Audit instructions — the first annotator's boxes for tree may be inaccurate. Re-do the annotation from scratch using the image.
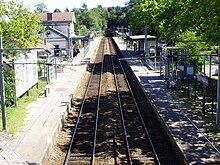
[107,6,130,30]
[64,7,70,12]
[128,0,220,70]
[72,8,81,15]
[54,8,61,12]
[135,0,220,43]
[0,0,43,107]
[97,5,102,9]
[0,0,43,57]
[130,0,158,34]
[82,3,88,12]
[35,3,47,13]
[75,6,108,36]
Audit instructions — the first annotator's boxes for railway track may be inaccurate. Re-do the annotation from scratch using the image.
[64,37,187,164]
[63,38,105,164]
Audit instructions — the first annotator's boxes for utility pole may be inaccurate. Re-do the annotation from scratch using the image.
[216,42,220,125]
[0,36,7,130]
[67,26,71,59]
[144,26,148,56]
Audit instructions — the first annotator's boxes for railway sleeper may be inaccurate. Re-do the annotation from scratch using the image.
[68,156,91,165]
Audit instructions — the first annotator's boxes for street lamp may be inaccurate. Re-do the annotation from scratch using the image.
[144,26,148,56]
[216,42,220,125]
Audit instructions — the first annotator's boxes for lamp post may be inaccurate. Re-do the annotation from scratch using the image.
[67,25,71,59]
[0,36,7,130]
[144,26,148,56]
[216,42,220,125]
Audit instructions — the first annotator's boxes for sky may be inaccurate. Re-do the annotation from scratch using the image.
[11,0,128,12]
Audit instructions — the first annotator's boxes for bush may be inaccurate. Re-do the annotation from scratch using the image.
[4,68,16,107]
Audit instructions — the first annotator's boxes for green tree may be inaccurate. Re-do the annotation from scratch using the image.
[129,0,220,71]
[129,0,219,41]
[107,6,130,30]
[54,8,61,12]
[64,7,70,12]
[4,69,15,106]
[81,3,88,12]
[72,8,81,15]
[35,3,47,13]
[130,0,158,34]
[75,7,108,35]
[0,0,43,56]
[0,0,43,107]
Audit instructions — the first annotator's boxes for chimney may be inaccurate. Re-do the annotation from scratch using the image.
[47,13,52,21]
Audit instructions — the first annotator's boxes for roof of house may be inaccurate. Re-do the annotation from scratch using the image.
[45,26,68,39]
[40,12,76,24]
[35,41,55,49]
[45,26,90,41]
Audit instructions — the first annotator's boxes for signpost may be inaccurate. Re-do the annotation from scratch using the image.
[144,26,148,55]
[216,42,220,125]
[0,36,7,130]
[197,74,208,113]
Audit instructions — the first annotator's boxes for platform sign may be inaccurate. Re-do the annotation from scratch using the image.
[177,65,184,71]
[186,65,194,75]
[186,65,194,81]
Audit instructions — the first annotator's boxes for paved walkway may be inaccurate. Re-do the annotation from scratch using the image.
[113,37,220,164]
[0,37,101,165]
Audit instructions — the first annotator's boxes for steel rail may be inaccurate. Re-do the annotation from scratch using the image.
[64,40,104,165]
[115,49,161,164]
[111,53,133,164]
[91,39,105,165]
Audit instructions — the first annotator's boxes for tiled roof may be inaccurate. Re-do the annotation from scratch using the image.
[40,12,76,23]
[35,41,55,49]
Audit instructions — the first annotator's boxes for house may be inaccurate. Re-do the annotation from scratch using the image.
[39,12,77,58]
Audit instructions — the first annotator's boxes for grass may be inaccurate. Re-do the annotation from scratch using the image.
[0,80,47,134]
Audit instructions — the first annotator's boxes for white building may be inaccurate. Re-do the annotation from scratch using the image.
[40,12,76,57]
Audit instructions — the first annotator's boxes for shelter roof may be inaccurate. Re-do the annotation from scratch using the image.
[128,35,157,40]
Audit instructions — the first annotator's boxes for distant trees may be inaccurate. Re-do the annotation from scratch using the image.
[35,3,47,13]
[64,7,70,12]
[73,4,131,36]
[73,4,108,36]
[54,8,61,12]
[82,3,88,12]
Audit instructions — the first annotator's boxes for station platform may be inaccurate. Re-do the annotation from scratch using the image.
[1,36,220,164]
[0,37,101,165]
[113,37,220,164]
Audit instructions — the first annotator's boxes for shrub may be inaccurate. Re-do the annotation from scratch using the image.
[4,68,16,107]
